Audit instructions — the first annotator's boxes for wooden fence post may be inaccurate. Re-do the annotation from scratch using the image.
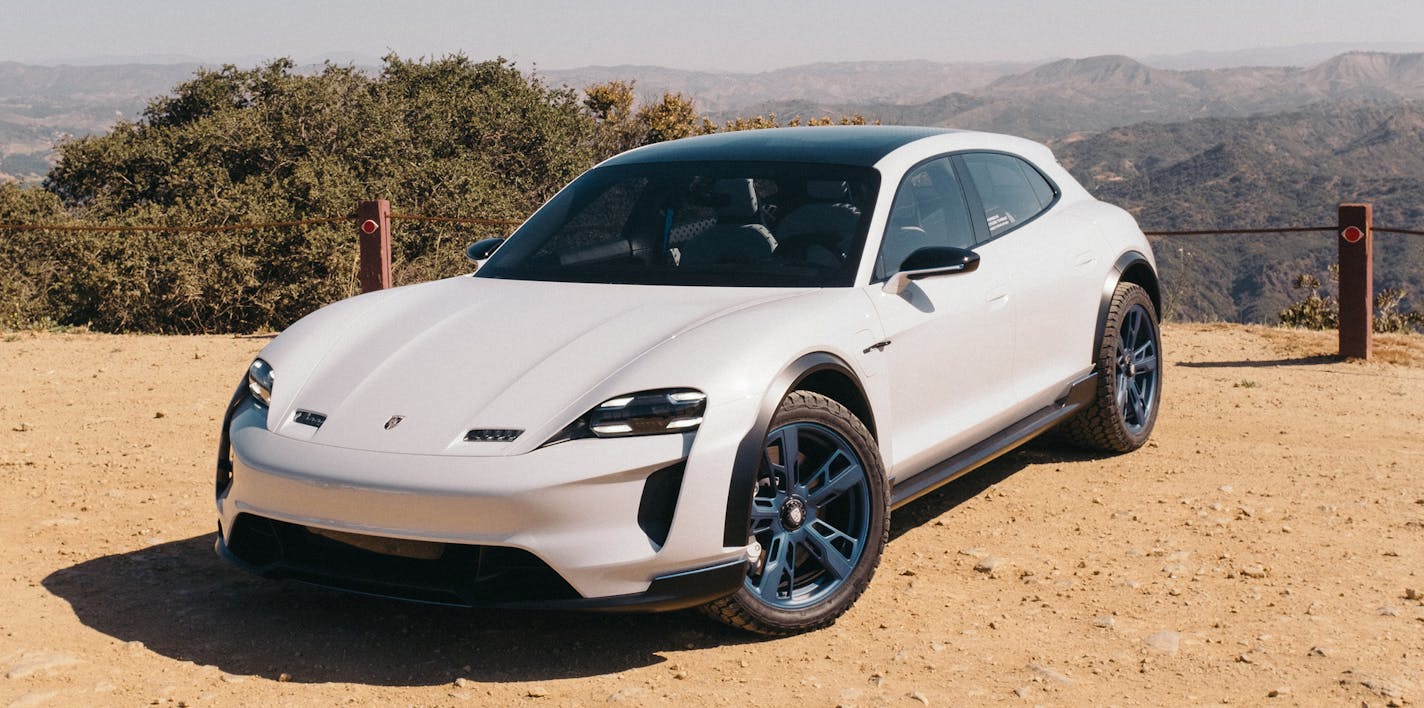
[1338,203,1372,360]
[357,199,392,293]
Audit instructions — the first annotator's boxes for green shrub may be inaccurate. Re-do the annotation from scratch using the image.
[1279,268,1424,334]
[3,55,597,333]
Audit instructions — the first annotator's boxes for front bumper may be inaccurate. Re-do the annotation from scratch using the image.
[215,517,746,611]
[217,397,754,608]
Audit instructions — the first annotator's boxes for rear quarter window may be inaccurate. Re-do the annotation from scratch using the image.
[959,152,1058,238]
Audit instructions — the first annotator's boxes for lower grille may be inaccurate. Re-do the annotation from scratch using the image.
[225,514,579,606]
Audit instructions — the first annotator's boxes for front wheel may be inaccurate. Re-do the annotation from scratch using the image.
[1061,281,1162,452]
[701,391,888,635]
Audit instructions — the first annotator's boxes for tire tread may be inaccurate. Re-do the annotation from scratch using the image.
[1059,282,1159,453]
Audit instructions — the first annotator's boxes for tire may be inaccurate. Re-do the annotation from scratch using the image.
[1060,281,1162,453]
[701,391,888,635]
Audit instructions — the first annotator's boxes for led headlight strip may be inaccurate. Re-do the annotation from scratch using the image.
[543,388,706,446]
[588,389,707,437]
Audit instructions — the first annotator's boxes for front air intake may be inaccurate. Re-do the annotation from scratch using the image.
[465,429,523,442]
[637,461,686,548]
[293,410,327,428]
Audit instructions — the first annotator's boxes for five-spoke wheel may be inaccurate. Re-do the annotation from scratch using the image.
[746,421,872,610]
[702,391,888,635]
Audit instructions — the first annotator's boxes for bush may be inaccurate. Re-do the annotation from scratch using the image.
[3,55,598,333]
[1277,273,1339,330]
[1279,268,1424,334]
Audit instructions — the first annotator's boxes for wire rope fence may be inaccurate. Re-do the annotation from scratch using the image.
[1,200,1418,356]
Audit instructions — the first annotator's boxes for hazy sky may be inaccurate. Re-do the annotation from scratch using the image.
[5,0,1422,71]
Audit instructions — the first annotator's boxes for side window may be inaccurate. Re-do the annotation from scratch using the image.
[960,153,1056,239]
[874,157,975,280]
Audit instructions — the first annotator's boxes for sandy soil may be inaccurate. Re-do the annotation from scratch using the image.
[2,323,1422,707]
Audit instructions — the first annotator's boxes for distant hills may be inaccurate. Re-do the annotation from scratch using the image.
[540,60,1036,112]
[0,62,199,180]
[1141,41,1424,70]
[8,51,1424,180]
[737,52,1424,139]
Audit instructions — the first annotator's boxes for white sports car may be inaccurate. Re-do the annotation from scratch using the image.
[216,126,1161,634]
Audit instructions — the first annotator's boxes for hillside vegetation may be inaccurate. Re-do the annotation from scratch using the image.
[1,56,598,332]
[1053,103,1424,322]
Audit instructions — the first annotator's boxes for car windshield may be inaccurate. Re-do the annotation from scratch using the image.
[476,161,881,287]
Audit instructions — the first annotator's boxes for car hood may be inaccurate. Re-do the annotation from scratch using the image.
[260,276,809,455]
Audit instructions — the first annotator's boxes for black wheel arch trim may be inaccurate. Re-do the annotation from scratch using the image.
[215,376,248,498]
[720,352,874,547]
[1095,251,1161,359]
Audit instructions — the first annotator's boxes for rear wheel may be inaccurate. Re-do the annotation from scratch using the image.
[702,391,888,635]
[1061,281,1162,452]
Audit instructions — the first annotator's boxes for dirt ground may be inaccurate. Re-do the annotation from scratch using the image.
[2,323,1422,707]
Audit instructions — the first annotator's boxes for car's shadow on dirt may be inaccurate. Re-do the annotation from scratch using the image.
[1177,354,1338,368]
[42,536,758,686]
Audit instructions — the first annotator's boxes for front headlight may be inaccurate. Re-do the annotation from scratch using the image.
[247,358,274,407]
[544,388,707,446]
[589,389,707,437]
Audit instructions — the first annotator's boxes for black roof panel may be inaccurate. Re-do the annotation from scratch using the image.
[603,126,956,167]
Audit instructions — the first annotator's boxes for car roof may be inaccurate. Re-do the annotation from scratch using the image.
[602,125,961,167]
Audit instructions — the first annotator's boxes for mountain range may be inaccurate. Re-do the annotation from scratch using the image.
[735,52,1424,138]
[8,51,1424,180]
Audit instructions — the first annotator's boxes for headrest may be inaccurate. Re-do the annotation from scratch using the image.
[711,178,759,220]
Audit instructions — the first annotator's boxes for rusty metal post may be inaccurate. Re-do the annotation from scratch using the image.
[1337,203,1373,360]
[357,199,392,293]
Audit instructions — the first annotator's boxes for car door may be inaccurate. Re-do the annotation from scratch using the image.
[867,156,1019,481]
[956,152,1103,406]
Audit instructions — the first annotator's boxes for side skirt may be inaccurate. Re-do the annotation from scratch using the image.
[890,371,1097,510]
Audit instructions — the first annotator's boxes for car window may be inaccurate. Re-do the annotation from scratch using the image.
[479,161,880,288]
[874,157,975,280]
[959,152,1056,239]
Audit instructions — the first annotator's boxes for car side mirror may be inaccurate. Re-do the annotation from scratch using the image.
[465,238,506,265]
[883,246,981,295]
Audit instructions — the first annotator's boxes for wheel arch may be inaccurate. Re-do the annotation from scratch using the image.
[720,352,875,546]
[1095,251,1161,358]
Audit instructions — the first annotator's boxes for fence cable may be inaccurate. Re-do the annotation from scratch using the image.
[0,216,353,233]
[0,213,524,233]
[0,219,1418,236]
[1143,227,1338,236]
